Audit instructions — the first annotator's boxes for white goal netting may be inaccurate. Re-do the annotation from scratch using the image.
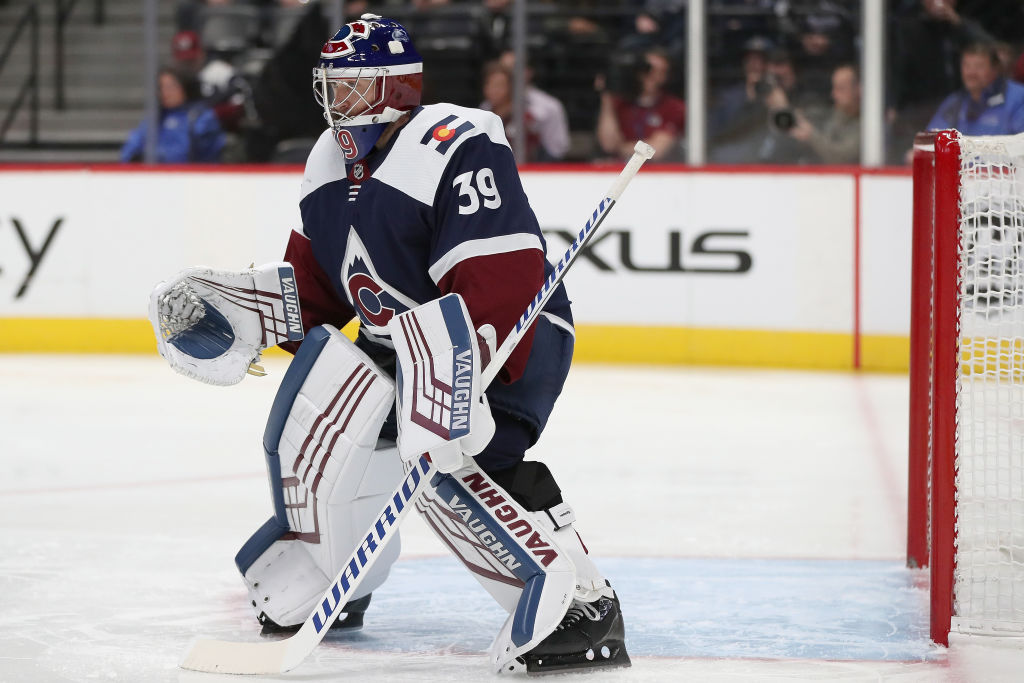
[953,133,1024,636]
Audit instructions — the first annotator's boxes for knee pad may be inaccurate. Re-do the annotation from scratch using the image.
[235,325,404,627]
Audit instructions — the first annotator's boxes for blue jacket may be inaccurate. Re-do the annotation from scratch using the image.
[927,77,1024,136]
[120,104,225,163]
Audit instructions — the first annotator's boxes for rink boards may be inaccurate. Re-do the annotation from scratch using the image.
[0,165,911,370]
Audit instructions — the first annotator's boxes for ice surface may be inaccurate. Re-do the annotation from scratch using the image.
[1,356,1023,681]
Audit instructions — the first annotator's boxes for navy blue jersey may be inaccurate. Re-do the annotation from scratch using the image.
[284,103,573,385]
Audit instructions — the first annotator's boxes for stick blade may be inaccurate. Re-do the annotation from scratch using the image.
[180,637,292,675]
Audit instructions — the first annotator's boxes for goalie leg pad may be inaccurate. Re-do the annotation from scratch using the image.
[413,459,578,672]
[236,325,403,628]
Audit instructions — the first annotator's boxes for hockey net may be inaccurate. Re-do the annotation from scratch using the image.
[909,130,1024,646]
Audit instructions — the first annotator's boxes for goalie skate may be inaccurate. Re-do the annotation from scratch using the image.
[257,594,372,635]
[520,593,630,674]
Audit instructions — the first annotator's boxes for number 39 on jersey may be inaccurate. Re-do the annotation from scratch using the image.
[454,168,502,215]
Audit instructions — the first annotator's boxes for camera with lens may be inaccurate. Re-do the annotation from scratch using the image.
[603,50,650,100]
[771,108,797,132]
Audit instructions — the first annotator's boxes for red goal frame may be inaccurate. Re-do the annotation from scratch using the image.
[907,130,960,647]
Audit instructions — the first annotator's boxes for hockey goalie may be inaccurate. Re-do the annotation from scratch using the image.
[149,13,629,675]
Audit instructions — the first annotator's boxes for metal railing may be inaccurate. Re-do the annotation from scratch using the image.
[0,3,40,145]
[56,0,106,110]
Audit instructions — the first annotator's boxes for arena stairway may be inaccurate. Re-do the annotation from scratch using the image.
[0,0,174,163]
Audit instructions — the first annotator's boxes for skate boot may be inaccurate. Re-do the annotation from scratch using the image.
[521,593,630,673]
[258,593,371,635]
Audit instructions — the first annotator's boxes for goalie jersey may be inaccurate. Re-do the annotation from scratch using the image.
[283,103,574,386]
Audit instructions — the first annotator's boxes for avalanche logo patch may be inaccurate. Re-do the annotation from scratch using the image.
[320,21,370,59]
[420,115,475,154]
[342,229,419,337]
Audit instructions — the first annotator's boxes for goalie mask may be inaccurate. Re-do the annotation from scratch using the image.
[313,14,423,164]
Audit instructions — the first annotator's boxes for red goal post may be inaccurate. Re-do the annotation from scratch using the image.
[909,130,1024,647]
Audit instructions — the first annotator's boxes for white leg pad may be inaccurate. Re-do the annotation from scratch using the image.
[415,460,581,672]
[242,539,333,627]
[237,325,403,627]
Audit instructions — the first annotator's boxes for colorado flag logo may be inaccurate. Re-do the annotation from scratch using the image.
[420,115,475,154]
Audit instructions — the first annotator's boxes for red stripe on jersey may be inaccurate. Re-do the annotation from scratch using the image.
[280,230,356,354]
[437,249,544,385]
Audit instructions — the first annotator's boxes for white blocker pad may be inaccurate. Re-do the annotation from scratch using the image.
[237,325,403,627]
[418,460,577,673]
[388,294,495,472]
[148,262,304,386]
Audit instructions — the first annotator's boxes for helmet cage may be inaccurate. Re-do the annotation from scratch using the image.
[313,63,423,130]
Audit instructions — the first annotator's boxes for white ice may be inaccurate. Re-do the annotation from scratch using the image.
[2,355,1023,682]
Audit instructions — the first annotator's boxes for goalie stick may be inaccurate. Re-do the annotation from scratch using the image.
[179,141,656,675]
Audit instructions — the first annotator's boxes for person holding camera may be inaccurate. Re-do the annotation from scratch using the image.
[710,46,826,164]
[785,63,861,165]
[596,48,686,162]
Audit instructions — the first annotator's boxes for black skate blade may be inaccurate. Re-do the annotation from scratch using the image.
[523,641,631,675]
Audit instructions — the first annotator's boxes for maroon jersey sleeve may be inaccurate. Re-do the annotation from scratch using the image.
[280,229,356,355]
[436,249,544,385]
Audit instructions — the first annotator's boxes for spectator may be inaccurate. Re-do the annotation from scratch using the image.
[889,0,996,155]
[927,42,1024,135]
[708,35,773,161]
[787,63,861,164]
[781,2,858,97]
[710,48,826,164]
[480,55,570,162]
[171,30,248,133]
[243,2,329,161]
[120,66,225,163]
[596,48,686,162]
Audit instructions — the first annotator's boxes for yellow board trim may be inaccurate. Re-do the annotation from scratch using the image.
[0,318,360,354]
[859,334,909,373]
[0,318,907,371]
[572,324,854,369]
